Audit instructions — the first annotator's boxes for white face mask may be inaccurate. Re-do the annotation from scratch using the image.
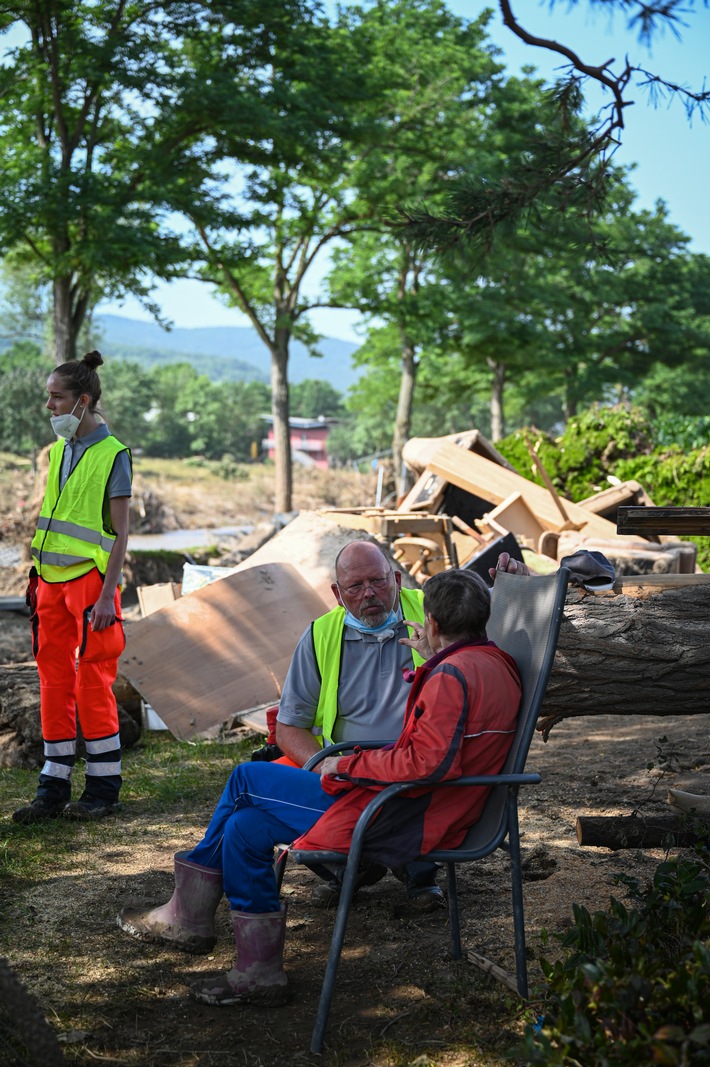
[50,397,85,440]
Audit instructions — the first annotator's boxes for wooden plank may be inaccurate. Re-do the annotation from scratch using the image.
[137,582,182,617]
[118,563,326,740]
[427,442,625,540]
[401,430,518,476]
[617,506,710,536]
[579,480,649,514]
[479,492,546,548]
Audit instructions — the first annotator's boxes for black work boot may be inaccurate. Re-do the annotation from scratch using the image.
[393,863,446,912]
[12,794,68,825]
[63,792,121,820]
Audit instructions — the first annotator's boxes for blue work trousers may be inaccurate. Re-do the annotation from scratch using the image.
[187,762,339,913]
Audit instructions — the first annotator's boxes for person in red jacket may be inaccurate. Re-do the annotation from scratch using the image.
[117,568,521,1007]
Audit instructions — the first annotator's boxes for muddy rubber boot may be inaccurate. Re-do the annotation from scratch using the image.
[117,851,223,954]
[191,905,289,1006]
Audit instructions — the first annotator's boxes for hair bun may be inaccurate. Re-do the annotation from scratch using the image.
[82,350,104,369]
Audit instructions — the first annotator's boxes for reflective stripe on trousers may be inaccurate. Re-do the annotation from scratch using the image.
[187,762,339,912]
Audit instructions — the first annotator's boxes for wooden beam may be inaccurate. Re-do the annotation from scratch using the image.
[617,506,710,536]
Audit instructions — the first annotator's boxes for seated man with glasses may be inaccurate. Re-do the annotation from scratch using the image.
[273,539,437,908]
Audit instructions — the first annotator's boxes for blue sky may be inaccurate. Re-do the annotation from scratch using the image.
[99,1,710,340]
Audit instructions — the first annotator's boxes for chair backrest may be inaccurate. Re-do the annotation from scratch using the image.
[437,567,569,856]
[489,567,569,777]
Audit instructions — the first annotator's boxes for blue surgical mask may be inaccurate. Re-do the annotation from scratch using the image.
[343,608,399,636]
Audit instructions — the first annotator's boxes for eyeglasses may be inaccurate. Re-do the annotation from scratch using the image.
[337,576,392,598]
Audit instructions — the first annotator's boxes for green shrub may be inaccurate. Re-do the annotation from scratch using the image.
[520,852,710,1066]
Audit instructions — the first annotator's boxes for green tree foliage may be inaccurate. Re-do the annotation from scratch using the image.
[0,342,54,453]
[0,0,306,364]
[0,349,270,461]
[326,0,530,485]
[186,3,367,513]
[290,379,344,419]
[383,181,710,440]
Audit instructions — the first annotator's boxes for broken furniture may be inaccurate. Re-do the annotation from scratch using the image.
[392,432,702,578]
[281,567,570,1053]
[319,508,458,581]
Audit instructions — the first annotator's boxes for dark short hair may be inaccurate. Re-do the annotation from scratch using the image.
[54,350,104,410]
[423,569,490,639]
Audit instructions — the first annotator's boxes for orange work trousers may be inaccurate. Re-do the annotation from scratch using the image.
[34,569,125,743]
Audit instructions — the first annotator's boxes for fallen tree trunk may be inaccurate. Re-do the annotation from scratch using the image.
[539,575,710,739]
[576,813,710,850]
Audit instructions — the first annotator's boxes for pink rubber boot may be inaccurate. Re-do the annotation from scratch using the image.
[117,851,223,954]
[191,905,289,1005]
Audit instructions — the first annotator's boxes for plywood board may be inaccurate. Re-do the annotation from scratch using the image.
[398,433,517,514]
[137,582,182,617]
[480,492,546,547]
[401,430,518,476]
[427,442,630,541]
[119,563,326,740]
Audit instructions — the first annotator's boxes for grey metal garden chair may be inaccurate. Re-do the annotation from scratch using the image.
[281,566,570,1054]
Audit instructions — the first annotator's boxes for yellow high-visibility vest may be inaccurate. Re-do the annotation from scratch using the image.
[31,436,130,582]
[310,587,425,747]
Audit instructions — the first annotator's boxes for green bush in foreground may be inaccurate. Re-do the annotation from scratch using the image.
[520,851,710,1066]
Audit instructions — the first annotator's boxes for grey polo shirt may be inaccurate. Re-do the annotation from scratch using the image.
[59,424,132,497]
[277,615,416,744]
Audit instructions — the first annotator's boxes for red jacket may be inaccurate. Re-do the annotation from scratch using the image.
[292,639,522,867]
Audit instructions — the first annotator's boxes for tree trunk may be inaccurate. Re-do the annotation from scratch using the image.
[392,334,417,500]
[53,275,77,365]
[539,578,710,739]
[487,359,506,442]
[576,813,710,850]
[270,330,292,515]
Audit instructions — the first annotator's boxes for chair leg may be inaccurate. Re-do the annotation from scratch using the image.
[446,862,462,959]
[507,794,529,999]
[310,849,361,1054]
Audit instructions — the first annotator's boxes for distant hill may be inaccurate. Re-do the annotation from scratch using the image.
[94,314,362,390]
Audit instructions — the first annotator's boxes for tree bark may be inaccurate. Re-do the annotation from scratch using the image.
[393,334,417,500]
[576,813,710,850]
[539,578,710,739]
[392,253,420,500]
[53,275,77,365]
[270,330,292,515]
[487,358,506,441]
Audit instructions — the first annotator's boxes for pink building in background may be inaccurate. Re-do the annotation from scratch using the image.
[262,416,336,470]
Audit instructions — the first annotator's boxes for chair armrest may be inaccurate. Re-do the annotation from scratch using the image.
[346,772,542,855]
[302,739,396,772]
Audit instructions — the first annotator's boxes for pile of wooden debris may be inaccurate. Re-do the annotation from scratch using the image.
[318,429,700,584]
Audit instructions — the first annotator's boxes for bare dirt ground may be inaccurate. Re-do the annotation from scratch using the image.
[1,459,709,1066]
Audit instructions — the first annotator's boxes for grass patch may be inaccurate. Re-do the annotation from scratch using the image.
[0,733,254,885]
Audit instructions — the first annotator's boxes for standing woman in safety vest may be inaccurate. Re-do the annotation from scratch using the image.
[13,351,132,824]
